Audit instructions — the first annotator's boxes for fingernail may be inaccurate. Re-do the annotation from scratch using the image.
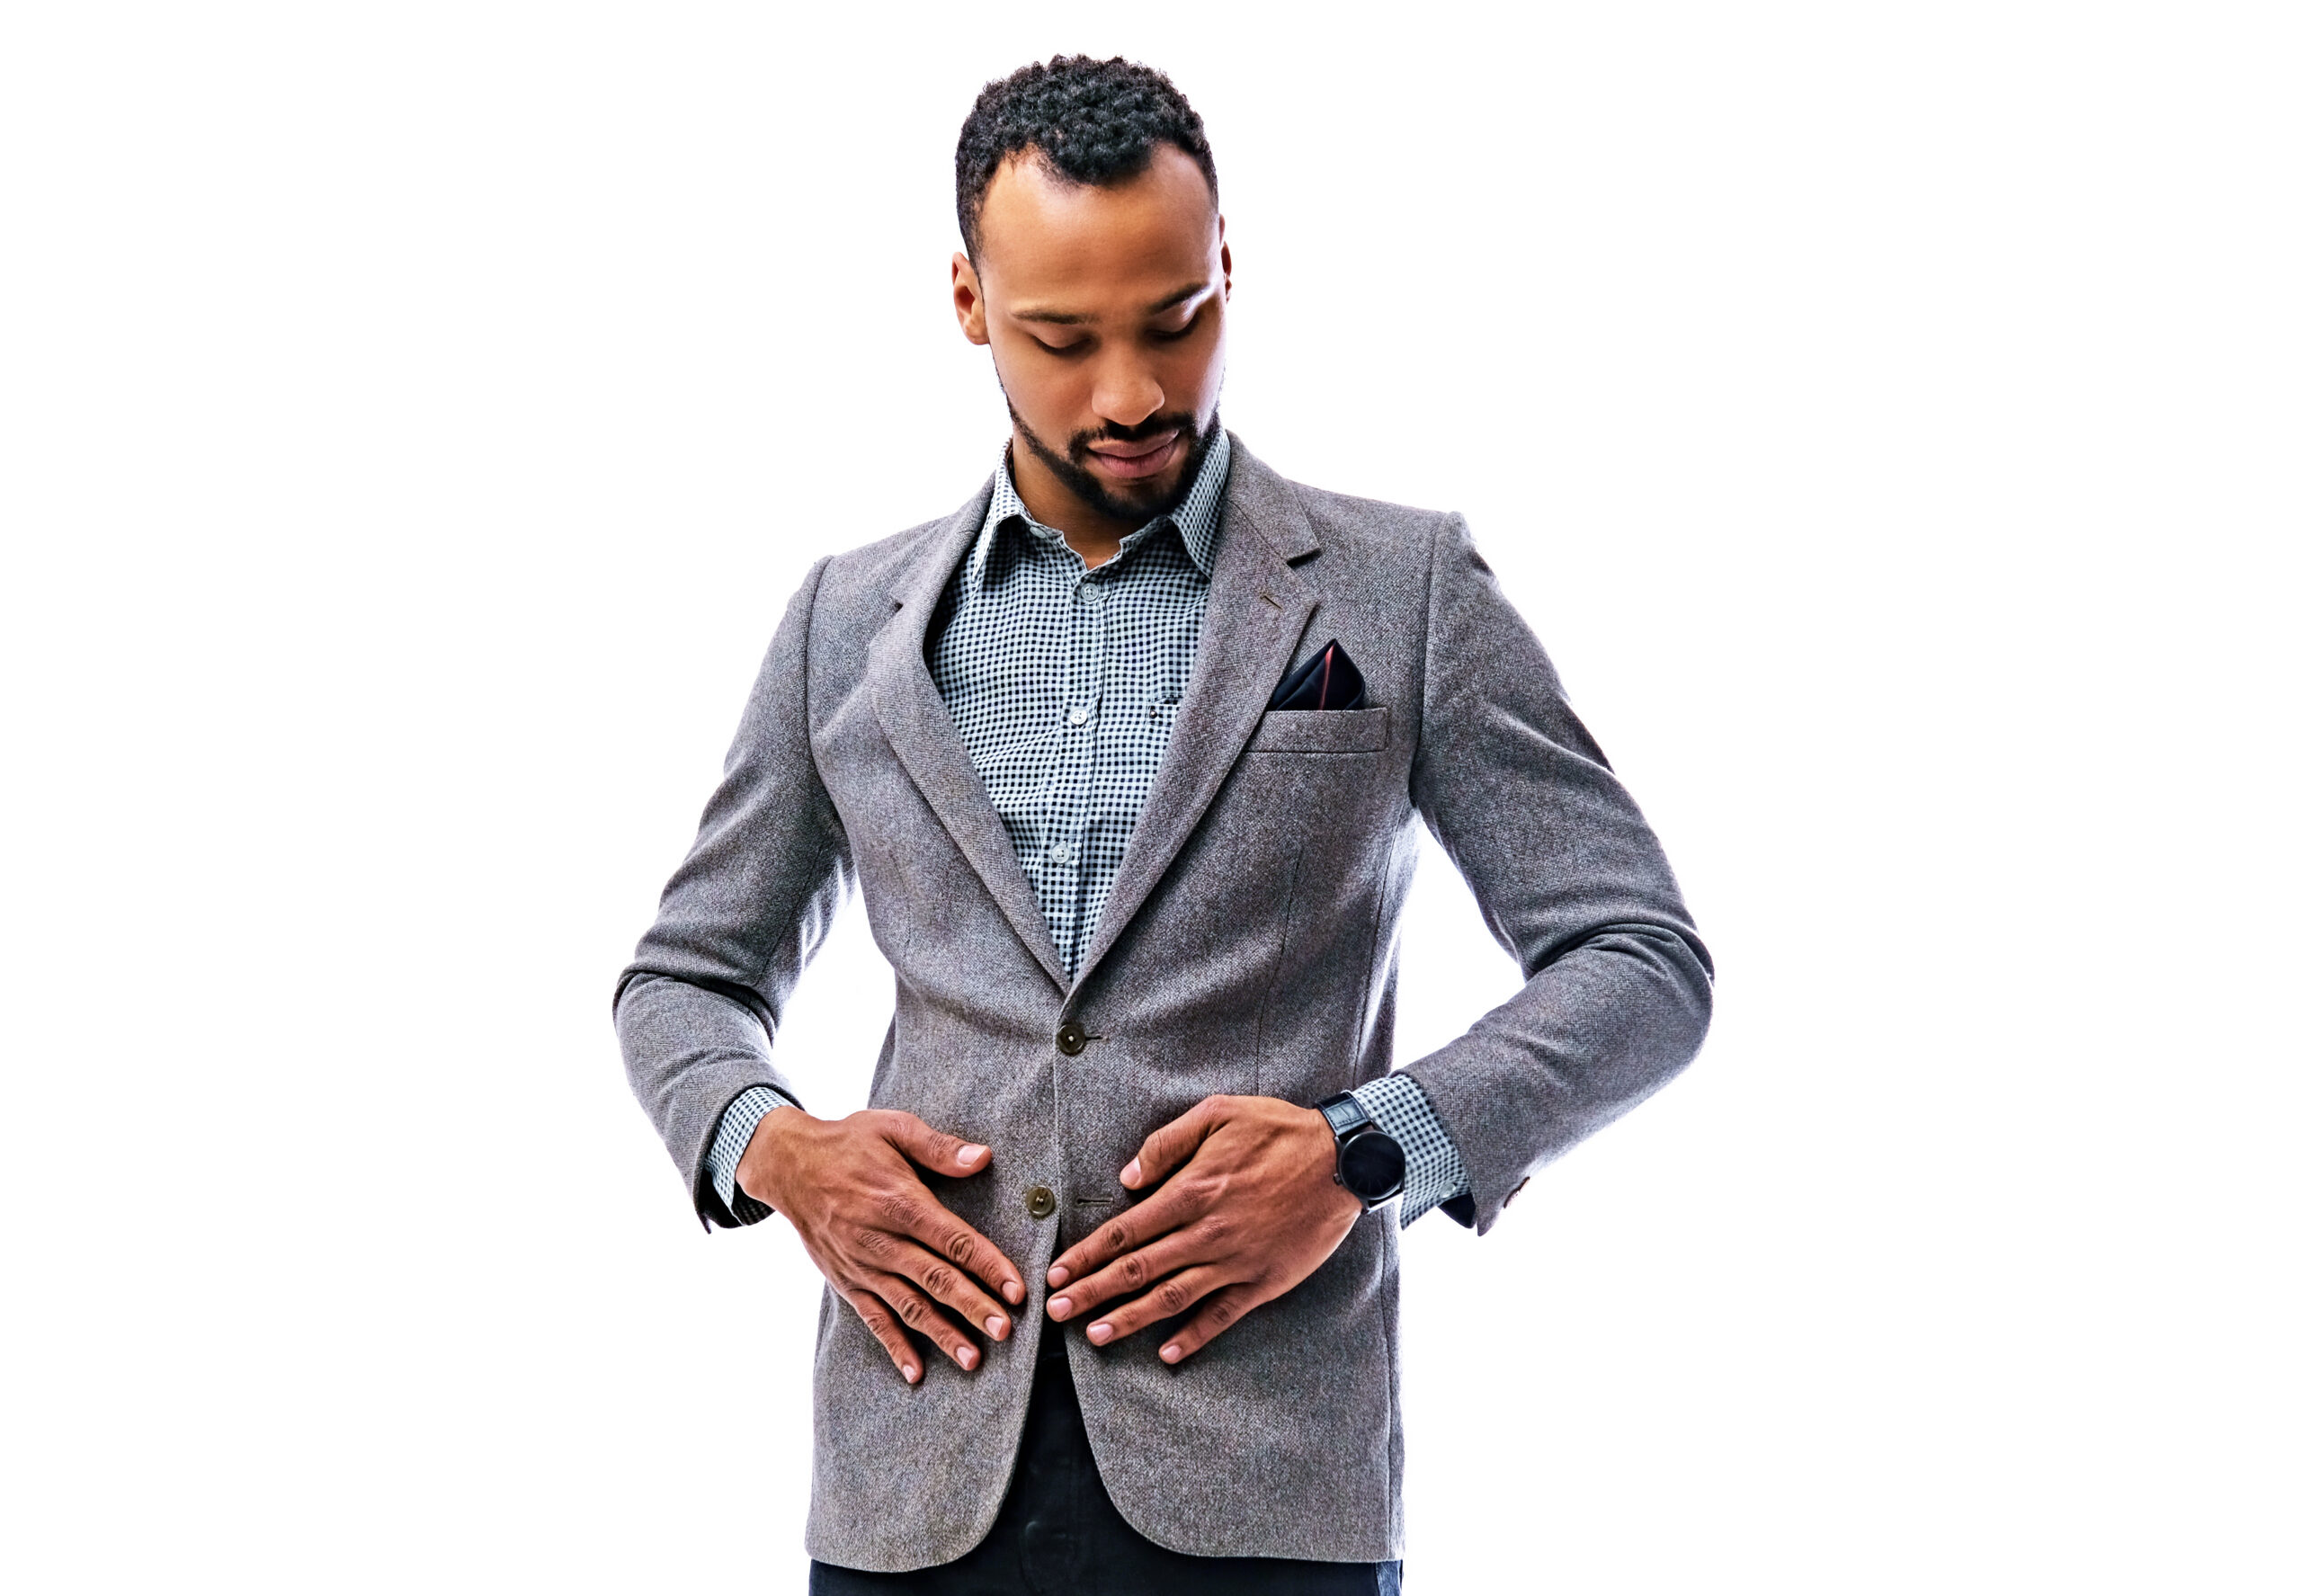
[1049,1296,1072,1320]
[986,1315,1008,1340]
[1120,1160,1141,1187]
[957,1144,986,1168]
[1046,1265,1070,1288]
[1160,1344,1182,1363]
[904,1365,920,1384]
[1086,1322,1113,1345]
[1004,1280,1026,1305]
[957,1346,978,1369]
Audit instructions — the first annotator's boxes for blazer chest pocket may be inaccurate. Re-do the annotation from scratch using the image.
[1245,706,1389,753]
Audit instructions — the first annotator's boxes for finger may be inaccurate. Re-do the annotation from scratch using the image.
[886,1238,1012,1342]
[1153,1282,1263,1365]
[1047,1190,1195,1291]
[1048,1226,1213,1321]
[861,1269,981,1371]
[870,1110,993,1180]
[868,1176,1028,1306]
[1121,1096,1228,1191]
[842,1287,923,1385]
[1076,1265,1227,1347]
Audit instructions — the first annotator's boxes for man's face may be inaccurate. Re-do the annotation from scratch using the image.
[953,145,1230,530]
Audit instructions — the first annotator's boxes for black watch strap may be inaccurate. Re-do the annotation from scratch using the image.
[1316,1092,1373,1141]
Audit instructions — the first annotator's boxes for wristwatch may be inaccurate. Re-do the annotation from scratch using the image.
[1316,1092,1406,1210]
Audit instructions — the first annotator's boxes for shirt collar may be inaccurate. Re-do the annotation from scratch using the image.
[966,427,1231,593]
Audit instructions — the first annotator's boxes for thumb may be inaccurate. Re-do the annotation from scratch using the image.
[1122,1096,1225,1190]
[875,1110,992,1178]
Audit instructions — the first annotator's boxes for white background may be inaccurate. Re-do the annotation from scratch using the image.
[4,4,2296,1592]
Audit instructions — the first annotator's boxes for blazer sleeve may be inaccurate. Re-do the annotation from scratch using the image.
[612,556,852,1228]
[1404,517,1715,1234]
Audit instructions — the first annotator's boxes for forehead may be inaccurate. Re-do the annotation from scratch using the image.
[974,144,1218,301]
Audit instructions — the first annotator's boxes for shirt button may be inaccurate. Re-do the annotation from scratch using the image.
[1055,1021,1087,1056]
[1048,841,1073,864]
[1025,1185,1057,1219]
[1067,704,1091,727]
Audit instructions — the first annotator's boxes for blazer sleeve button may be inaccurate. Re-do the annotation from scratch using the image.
[1055,1021,1087,1056]
[1025,1185,1057,1219]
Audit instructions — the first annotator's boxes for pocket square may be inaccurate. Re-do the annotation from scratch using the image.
[1267,638,1367,712]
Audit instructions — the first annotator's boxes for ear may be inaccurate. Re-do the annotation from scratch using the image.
[951,252,990,345]
[1217,215,1232,300]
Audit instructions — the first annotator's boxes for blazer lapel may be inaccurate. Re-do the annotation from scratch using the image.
[869,482,1070,989]
[1068,440,1322,994]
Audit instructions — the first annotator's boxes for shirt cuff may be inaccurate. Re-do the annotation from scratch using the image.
[706,1084,798,1226]
[1348,1074,1471,1227]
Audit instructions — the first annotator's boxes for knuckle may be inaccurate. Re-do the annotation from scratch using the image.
[1103,1223,1129,1253]
[1208,1295,1237,1327]
[1155,1279,1191,1314]
[1120,1253,1149,1287]
[921,1263,958,1297]
[945,1231,977,1268]
[895,1294,929,1327]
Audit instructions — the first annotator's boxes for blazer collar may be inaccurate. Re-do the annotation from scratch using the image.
[865,434,1325,999]
[867,477,1071,989]
[1065,433,1322,996]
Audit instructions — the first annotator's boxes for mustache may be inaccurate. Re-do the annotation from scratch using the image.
[1067,412,1200,459]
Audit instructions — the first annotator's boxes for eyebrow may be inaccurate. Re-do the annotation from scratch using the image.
[1010,281,1212,325]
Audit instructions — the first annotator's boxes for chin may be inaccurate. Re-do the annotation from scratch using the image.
[1104,458,1191,504]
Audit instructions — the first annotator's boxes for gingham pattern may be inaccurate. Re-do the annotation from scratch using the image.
[705,432,1468,1226]
[934,432,1231,977]
[1351,1073,1469,1226]
[711,1082,793,1226]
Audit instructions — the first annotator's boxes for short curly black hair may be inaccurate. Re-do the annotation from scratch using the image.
[956,57,1218,259]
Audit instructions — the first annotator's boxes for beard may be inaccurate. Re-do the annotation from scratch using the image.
[1006,402,1218,528]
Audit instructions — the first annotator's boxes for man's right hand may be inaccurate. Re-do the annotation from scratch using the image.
[738,1108,1026,1385]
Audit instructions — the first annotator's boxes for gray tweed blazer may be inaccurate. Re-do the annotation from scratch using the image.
[614,435,1713,1570]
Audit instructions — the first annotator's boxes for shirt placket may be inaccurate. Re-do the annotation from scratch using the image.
[1051,557,1110,973]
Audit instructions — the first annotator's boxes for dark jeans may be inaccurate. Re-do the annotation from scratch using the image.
[810,1345,1402,1596]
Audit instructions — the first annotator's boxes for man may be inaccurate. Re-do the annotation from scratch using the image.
[616,56,1711,1594]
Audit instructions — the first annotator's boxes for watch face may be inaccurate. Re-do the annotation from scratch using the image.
[1338,1130,1407,1201]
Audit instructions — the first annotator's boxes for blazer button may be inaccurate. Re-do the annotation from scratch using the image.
[1055,1021,1087,1056]
[1025,1185,1057,1219]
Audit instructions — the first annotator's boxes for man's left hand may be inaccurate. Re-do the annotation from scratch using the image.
[1044,1094,1364,1364]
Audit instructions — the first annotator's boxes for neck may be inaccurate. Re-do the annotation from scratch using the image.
[1008,433,1134,569]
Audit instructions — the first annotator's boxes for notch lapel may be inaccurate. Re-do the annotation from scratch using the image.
[1068,442,1322,994]
[868,483,1069,990]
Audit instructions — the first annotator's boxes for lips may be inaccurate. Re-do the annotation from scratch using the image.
[1086,432,1182,480]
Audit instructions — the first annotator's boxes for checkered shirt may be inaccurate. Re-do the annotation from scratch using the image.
[707,432,1468,1226]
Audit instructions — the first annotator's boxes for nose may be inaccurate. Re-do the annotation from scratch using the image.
[1091,357,1164,430]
